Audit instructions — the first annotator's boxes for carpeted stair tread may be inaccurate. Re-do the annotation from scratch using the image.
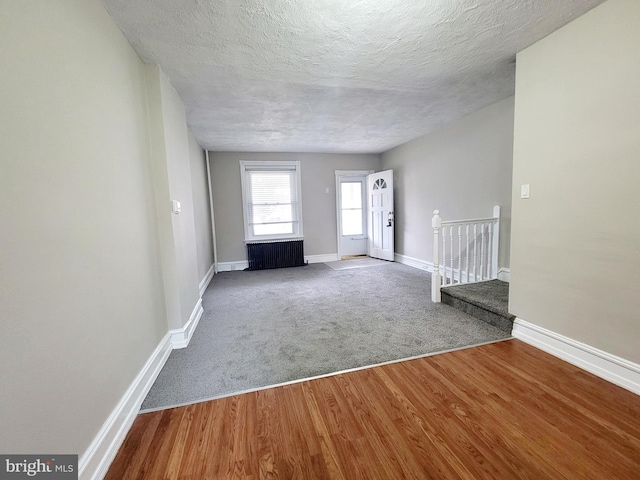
[440,280,515,333]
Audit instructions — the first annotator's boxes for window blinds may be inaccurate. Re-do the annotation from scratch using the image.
[245,167,300,237]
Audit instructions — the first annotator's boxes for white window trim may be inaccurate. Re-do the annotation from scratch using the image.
[240,160,304,242]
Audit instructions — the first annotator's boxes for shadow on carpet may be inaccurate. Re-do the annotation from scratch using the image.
[141,262,511,411]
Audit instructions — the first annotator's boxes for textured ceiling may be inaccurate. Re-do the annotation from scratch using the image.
[102,0,605,153]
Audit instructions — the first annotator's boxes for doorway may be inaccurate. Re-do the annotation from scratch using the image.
[335,171,373,259]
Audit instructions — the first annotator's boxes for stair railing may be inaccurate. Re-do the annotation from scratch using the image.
[432,206,500,302]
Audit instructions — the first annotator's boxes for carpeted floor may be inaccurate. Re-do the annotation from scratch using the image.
[141,262,511,411]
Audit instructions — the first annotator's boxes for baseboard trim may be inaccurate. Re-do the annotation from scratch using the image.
[512,318,640,396]
[170,298,203,349]
[79,332,172,480]
[395,253,509,285]
[498,268,511,282]
[217,261,249,272]
[306,253,339,263]
[394,253,433,272]
[199,264,215,296]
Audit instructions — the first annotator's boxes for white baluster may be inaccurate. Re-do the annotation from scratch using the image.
[431,210,442,302]
[457,225,462,284]
[442,225,447,286]
[473,223,478,281]
[449,225,454,285]
[487,223,493,279]
[465,224,470,283]
[480,223,486,280]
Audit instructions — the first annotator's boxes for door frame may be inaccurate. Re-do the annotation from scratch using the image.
[335,170,374,259]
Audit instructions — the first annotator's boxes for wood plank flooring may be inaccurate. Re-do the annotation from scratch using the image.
[105,340,640,479]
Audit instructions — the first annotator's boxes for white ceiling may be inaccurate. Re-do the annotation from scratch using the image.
[102,0,604,154]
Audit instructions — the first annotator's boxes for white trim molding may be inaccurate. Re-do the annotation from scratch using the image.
[394,253,433,272]
[205,151,219,275]
[240,160,303,243]
[513,318,640,396]
[335,170,374,259]
[170,298,204,349]
[306,253,339,264]
[199,263,215,297]
[217,260,249,272]
[498,268,511,282]
[205,256,339,270]
[79,333,172,480]
[396,253,510,286]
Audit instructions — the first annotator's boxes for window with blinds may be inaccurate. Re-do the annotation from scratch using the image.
[240,161,303,241]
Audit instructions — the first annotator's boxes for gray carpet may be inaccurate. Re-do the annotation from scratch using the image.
[141,262,511,411]
[441,280,512,317]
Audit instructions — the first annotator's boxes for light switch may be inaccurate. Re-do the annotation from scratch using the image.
[171,200,181,214]
[520,184,530,199]
[325,187,330,194]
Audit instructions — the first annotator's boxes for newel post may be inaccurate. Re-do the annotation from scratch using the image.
[432,210,442,303]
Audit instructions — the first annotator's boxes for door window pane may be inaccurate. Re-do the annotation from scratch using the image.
[341,182,362,209]
[342,210,363,235]
[341,182,363,236]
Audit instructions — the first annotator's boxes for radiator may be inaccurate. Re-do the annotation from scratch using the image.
[246,240,305,270]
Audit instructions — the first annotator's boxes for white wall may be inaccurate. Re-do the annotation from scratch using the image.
[189,132,215,282]
[0,0,167,455]
[0,0,211,467]
[381,97,514,268]
[158,71,201,327]
[144,66,203,331]
[209,152,380,262]
[510,0,640,364]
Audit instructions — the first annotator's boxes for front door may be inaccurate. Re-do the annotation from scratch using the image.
[367,170,394,261]
[338,177,367,257]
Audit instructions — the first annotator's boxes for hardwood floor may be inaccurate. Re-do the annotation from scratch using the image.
[105,340,640,479]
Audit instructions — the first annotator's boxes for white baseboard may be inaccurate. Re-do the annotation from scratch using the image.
[395,253,508,286]
[513,318,640,396]
[394,253,433,272]
[306,253,339,263]
[217,260,249,272]
[170,298,203,349]
[79,332,172,480]
[218,255,339,269]
[498,268,511,282]
[199,264,215,296]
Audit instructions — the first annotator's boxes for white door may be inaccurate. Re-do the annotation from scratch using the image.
[367,170,394,261]
[338,177,367,257]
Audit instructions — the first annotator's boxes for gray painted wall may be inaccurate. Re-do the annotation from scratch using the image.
[209,152,381,262]
[0,0,168,454]
[510,0,640,364]
[188,132,215,281]
[0,0,209,458]
[381,97,514,268]
[144,65,202,331]
[158,71,201,326]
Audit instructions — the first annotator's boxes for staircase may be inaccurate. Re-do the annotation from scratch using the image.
[430,207,514,334]
[440,279,514,334]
